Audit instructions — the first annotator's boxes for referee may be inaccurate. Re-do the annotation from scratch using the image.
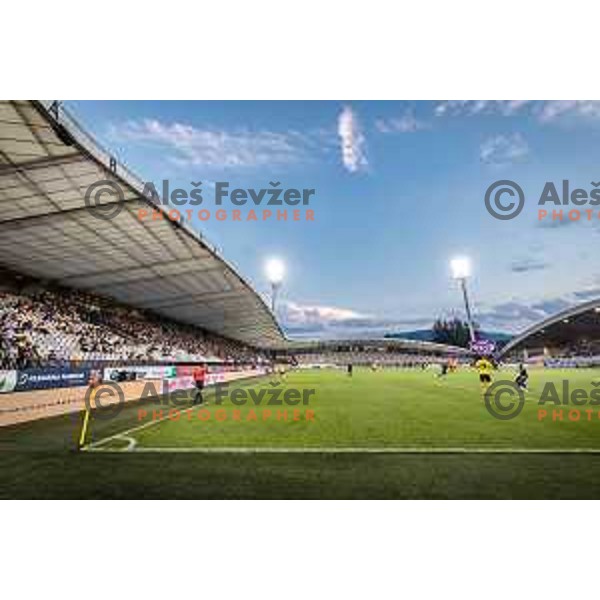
[192,363,207,405]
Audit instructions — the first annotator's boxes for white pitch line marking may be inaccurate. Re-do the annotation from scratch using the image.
[119,436,137,451]
[83,446,600,454]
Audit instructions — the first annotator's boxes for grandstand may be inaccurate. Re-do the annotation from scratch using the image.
[500,297,600,364]
[0,266,269,369]
[0,100,283,350]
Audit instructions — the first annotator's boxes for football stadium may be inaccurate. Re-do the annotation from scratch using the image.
[3,100,600,499]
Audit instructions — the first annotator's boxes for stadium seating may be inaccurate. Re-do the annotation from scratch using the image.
[294,351,444,367]
[0,276,267,369]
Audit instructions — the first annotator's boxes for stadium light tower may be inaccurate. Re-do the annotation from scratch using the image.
[450,257,476,343]
[265,258,285,313]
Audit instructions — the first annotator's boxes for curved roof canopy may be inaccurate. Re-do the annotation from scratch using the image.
[0,100,284,348]
[500,297,600,356]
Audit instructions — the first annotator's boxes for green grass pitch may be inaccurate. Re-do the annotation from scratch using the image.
[90,367,600,451]
[3,367,600,498]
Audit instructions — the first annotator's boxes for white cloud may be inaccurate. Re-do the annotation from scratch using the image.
[434,100,600,123]
[436,100,518,117]
[108,119,315,168]
[282,301,367,324]
[480,133,529,166]
[476,301,546,332]
[434,100,535,117]
[375,111,429,133]
[477,289,600,333]
[536,100,600,122]
[337,106,368,173]
[279,301,433,340]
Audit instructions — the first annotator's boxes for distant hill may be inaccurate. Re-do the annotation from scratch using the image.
[385,329,513,344]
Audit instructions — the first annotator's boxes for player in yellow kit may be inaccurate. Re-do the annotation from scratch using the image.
[474,356,494,391]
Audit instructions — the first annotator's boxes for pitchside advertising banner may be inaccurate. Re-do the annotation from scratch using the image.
[103,365,176,381]
[4,367,92,392]
[16,367,91,391]
[103,364,264,387]
[0,364,267,395]
[0,365,182,395]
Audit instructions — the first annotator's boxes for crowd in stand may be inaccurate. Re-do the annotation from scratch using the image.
[0,284,266,370]
[293,351,447,367]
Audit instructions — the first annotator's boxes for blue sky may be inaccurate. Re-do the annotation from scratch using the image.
[67,100,600,339]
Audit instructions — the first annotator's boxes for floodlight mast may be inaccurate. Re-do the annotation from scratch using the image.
[451,257,476,343]
[271,281,280,313]
[265,259,285,313]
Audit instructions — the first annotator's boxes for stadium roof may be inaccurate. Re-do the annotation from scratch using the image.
[0,100,285,348]
[500,297,600,356]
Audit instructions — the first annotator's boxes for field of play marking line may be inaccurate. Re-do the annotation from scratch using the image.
[84,446,600,454]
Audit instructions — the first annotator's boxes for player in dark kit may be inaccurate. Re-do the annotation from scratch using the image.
[192,364,207,405]
[515,363,529,391]
[347,363,353,377]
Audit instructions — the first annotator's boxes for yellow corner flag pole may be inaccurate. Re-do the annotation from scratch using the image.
[78,380,96,450]
[78,407,91,449]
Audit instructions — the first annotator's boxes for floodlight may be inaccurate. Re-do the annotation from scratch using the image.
[265,258,285,313]
[450,257,471,280]
[265,258,285,285]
